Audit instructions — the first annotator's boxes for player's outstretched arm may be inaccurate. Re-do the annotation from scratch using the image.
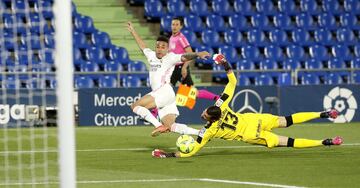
[127,21,147,51]
[181,51,210,62]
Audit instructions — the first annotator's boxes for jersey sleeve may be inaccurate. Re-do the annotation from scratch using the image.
[179,127,214,158]
[215,72,237,109]
[143,48,154,60]
[168,52,183,66]
[179,35,190,49]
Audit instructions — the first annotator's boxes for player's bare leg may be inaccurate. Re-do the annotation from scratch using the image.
[131,95,162,128]
[151,114,175,137]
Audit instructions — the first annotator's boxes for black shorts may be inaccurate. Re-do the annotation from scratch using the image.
[170,65,194,86]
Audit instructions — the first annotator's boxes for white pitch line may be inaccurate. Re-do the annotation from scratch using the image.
[0,143,359,155]
[0,178,306,188]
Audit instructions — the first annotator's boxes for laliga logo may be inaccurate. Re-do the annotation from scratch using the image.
[231,89,263,113]
[323,87,357,123]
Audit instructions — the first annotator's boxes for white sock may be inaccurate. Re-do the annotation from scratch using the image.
[133,106,162,127]
[171,123,199,136]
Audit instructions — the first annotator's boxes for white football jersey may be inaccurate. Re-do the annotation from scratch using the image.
[143,48,182,90]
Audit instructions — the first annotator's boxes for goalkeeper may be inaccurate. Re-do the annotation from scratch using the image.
[152,54,343,158]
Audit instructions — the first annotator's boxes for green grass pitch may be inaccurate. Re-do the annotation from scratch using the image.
[1,122,360,187]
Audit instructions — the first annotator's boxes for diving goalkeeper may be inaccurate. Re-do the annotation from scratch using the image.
[152,54,343,158]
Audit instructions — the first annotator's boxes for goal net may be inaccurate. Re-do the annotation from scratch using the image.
[0,0,75,187]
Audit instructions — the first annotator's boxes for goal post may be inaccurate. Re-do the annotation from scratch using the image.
[54,0,76,187]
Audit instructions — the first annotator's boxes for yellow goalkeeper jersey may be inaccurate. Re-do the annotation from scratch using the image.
[180,71,249,158]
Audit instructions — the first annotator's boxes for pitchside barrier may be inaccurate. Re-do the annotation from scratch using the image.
[78,84,359,126]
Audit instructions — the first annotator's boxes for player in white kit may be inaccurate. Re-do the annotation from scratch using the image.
[127,22,210,136]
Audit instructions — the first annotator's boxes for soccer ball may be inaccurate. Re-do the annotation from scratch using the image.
[176,135,195,154]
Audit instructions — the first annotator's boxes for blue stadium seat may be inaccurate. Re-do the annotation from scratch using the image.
[189,0,210,17]
[247,29,267,47]
[34,0,53,19]
[332,45,352,61]
[80,61,100,73]
[336,28,356,45]
[99,75,117,88]
[217,45,239,65]
[340,13,359,29]
[238,74,251,86]
[12,0,26,17]
[85,47,106,64]
[300,0,321,15]
[286,45,306,61]
[26,77,46,89]
[212,65,227,83]
[325,72,342,84]
[234,0,254,16]
[43,22,55,34]
[38,49,54,64]
[305,58,323,69]
[2,76,21,89]
[160,14,172,33]
[206,15,226,32]
[1,33,14,50]
[354,71,360,84]
[273,13,294,30]
[269,29,289,46]
[73,31,88,48]
[128,60,147,72]
[167,0,187,17]
[322,0,341,15]
[29,34,41,50]
[75,76,95,88]
[182,29,200,49]
[327,58,345,69]
[338,71,351,83]
[73,48,83,66]
[318,13,337,29]
[265,45,284,61]
[212,0,233,16]
[292,29,313,46]
[283,58,301,70]
[91,31,111,48]
[44,34,55,49]
[278,0,298,15]
[354,44,360,57]
[314,28,334,45]
[242,45,262,61]
[351,58,360,68]
[109,46,130,63]
[259,59,278,70]
[251,14,272,31]
[310,45,329,61]
[201,29,221,48]
[122,75,142,87]
[29,13,41,34]
[256,0,277,15]
[224,29,243,47]
[278,72,292,86]
[74,15,95,33]
[296,13,316,30]
[301,72,320,85]
[104,61,123,72]
[236,59,255,70]
[144,0,165,21]
[228,14,249,30]
[184,14,204,32]
[255,74,274,86]
[344,0,360,14]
